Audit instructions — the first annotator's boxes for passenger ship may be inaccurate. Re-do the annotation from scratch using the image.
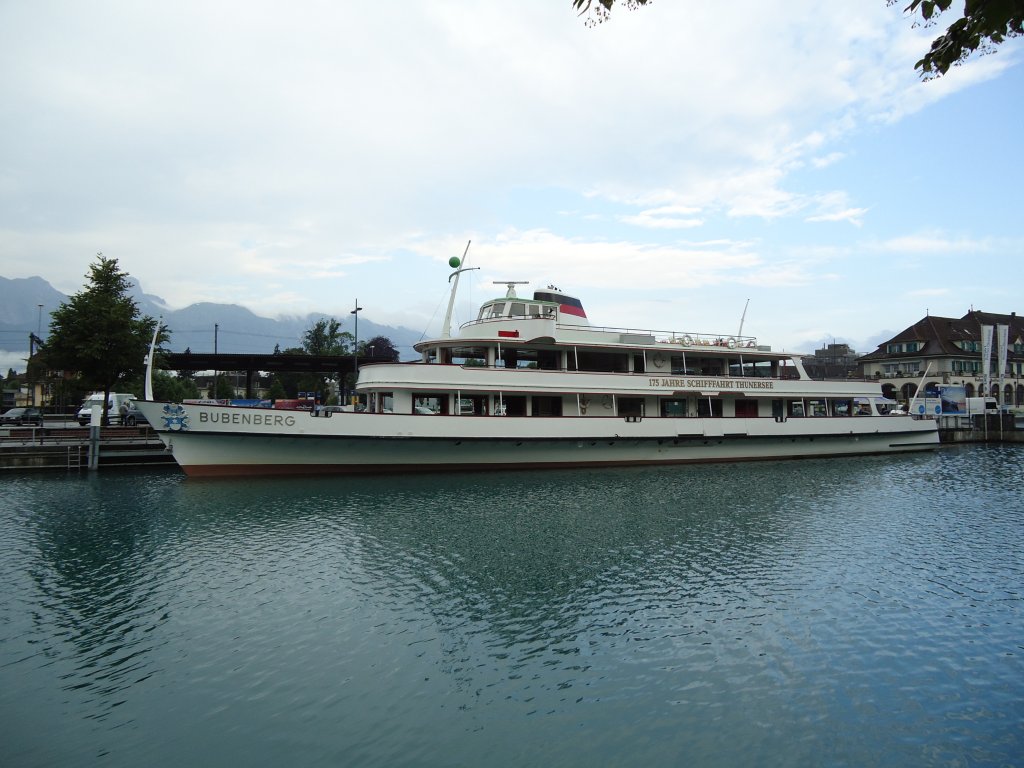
[136,272,939,477]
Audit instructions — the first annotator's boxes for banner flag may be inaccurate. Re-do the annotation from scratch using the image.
[981,324,994,397]
[997,324,1009,401]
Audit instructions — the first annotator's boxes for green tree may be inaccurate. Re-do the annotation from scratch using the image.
[266,379,287,400]
[894,0,1023,76]
[208,372,237,401]
[576,0,1023,77]
[40,254,166,425]
[362,335,400,362]
[303,318,351,355]
[155,371,199,402]
[122,370,199,403]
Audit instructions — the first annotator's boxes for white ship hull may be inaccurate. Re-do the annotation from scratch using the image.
[138,272,941,478]
[135,401,939,477]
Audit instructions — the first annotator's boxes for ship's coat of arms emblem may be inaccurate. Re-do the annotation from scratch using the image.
[161,404,190,432]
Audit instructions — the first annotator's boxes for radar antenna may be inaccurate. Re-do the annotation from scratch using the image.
[493,280,529,299]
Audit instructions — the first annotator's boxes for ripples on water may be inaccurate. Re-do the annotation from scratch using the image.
[1,446,1022,767]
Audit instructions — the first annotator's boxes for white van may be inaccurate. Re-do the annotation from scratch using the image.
[76,393,138,426]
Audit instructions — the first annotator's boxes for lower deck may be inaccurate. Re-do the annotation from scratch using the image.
[362,389,899,420]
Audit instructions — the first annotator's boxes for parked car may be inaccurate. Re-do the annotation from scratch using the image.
[120,402,148,427]
[0,406,44,427]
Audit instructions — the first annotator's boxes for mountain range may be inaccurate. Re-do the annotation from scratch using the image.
[0,275,426,367]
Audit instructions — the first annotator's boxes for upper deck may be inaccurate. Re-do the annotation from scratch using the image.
[417,284,776,360]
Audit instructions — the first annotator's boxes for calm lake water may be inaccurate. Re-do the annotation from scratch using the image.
[1,446,1022,767]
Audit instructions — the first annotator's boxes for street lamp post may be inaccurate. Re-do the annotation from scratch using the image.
[213,323,219,400]
[33,304,42,407]
[351,300,362,406]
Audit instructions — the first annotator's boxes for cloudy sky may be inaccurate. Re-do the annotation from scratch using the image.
[2,1,1022,361]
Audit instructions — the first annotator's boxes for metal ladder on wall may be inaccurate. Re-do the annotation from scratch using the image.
[67,444,84,470]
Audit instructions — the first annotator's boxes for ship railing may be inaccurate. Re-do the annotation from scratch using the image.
[458,315,759,349]
[455,365,787,382]
[563,323,759,350]
[459,313,556,330]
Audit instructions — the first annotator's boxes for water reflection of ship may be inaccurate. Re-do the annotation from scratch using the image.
[168,460,902,654]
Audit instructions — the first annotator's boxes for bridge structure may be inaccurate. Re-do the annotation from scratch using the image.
[160,352,395,399]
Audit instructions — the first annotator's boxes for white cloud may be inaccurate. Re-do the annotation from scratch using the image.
[619,205,704,229]
[0,1,1020,357]
[811,152,846,169]
[806,208,868,225]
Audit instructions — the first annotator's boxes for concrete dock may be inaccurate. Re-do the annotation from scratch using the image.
[0,425,176,471]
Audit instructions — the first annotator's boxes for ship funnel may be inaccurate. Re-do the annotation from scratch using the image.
[533,287,588,326]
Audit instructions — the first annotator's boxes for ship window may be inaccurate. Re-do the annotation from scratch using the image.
[619,397,644,417]
[576,350,628,373]
[510,302,526,316]
[459,396,487,415]
[370,392,394,413]
[735,399,759,417]
[502,396,527,416]
[502,348,543,369]
[729,360,772,377]
[488,303,506,319]
[669,357,694,375]
[661,399,687,417]
[696,398,722,418]
[529,304,540,317]
[534,350,559,370]
[531,396,563,417]
[414,395,445,415]
[688,356,724,376]
[807,399,827,417]
[452,347,488,366]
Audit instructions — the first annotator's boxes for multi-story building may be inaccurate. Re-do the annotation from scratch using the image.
[801,342,859,379]
[857,310,1024,407]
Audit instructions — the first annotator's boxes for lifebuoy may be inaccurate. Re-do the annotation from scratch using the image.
[682,335,693,346]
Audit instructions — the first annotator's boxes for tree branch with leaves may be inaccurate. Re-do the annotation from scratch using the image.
[893,0,1024,77]
[574,0,1023,77]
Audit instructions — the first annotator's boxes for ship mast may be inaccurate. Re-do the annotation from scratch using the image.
[442,240,476,338]
[144,317,161,401]
[737,299,750,337]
